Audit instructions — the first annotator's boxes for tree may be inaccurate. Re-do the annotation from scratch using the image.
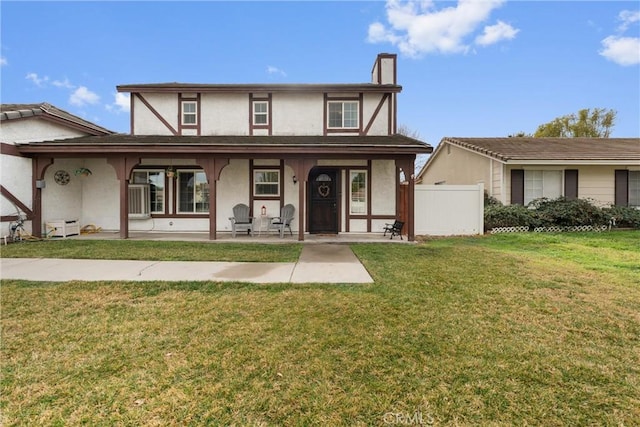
[533,108,617,138]
[397,124,427,176]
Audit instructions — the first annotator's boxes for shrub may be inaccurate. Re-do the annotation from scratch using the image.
[602,205,640,229]
[527,197,609,227]
[484,204,537,230]
[484,191,502,207]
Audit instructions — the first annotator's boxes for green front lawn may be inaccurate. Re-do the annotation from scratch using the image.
[2,231,639,425]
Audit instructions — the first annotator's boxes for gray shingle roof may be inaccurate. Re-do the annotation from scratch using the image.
[17,134,432,156]
[443,137,640,161]
[0,103,114,135]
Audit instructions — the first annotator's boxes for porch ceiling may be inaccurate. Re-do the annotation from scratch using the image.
[16,134,433,156]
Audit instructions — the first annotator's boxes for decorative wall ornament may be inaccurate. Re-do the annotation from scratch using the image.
[54,170,70,185]
[74,167,92,176]
[318,183,330,198]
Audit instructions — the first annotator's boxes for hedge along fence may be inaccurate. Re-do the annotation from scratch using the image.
[484,197,640,233]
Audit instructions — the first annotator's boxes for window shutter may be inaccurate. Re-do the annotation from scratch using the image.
[564,169,579,200]
[614,170,628,206]
[511,169,524,205]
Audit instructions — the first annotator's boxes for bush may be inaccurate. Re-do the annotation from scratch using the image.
[484,204,537,230]
[602,205,640,229]
[527,197,609,227]
[483,197,625,231]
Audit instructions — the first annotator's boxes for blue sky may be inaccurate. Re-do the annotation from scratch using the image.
[2,1,639,151]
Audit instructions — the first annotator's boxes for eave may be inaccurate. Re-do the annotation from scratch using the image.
[117,83,402,94]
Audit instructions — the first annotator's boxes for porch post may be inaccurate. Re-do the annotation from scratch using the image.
[285,158,316,241]
[32,157,53,237]
[396,157,416,242]
[197,157,229,240]
[107,157,139,239]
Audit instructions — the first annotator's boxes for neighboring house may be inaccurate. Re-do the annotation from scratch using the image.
[1,103,114,237]
[10,54,433,241]
[417,137,640,207]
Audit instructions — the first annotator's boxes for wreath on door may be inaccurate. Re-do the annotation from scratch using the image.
[318,183,330,198]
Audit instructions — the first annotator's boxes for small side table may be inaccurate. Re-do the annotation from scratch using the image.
[257,215,272,236]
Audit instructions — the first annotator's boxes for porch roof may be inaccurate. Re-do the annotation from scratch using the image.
[17,134,433,156]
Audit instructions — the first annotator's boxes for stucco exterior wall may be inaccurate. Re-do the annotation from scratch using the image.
[133,93,177,135]
[421,143,492,187]
[1,119,90,236]
[201,94,248,135]
[272,93,323,136]
[371,159,396,215]
[362,93,390,136]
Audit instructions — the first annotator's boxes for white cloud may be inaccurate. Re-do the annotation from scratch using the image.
[599,35,640,66]
[475,20,519,46]
[52,78,75,89]
[26,72,49,87]
[0,57,7,67]
[106,92,130,113]
[367,0,516,57]
[69,86,100,106]
[617,10,640,32]
[267,65,287,77]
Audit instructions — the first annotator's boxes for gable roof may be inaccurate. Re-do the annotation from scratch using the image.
[0,103,114,136]
[440,137,640,162]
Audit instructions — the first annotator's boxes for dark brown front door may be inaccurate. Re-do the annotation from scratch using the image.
[308,168,338,234]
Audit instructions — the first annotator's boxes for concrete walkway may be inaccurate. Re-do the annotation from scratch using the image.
[0,244,373,284]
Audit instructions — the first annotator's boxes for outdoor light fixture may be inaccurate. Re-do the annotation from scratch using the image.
[292,175,298,184]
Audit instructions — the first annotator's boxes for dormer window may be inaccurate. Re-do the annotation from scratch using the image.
[328,101,358,129]
[181,101,197,125]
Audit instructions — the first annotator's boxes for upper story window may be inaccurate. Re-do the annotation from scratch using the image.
[253,101,269,125]
[328,101,358,129]
[181,101,197,125]
[254,170,280,197]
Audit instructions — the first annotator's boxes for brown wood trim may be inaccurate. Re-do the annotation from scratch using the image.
[1,143,23,157]
[363,93,389,136]
[1,185,33,218]
[249,94,272,136]
[388,94,393,135]
[359,93,364,136]
[367,160,372,231]
[323,93,328,136]
[136,93,178,135]
[130,93,135,134]
[178,94,201,135]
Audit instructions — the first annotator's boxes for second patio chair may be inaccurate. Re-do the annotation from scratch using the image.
[268,204,295,238]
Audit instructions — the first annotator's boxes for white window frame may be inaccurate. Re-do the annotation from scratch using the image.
[131,170,165,214]
[350,170,367,215]
[254,170,280,197]
[328,101,359,129]
[181,101,197,126]
[177,170,209,213]
[524,170,563,205]
[253,101,269,125]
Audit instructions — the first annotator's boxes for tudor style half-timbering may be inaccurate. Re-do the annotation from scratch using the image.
[14,54,432,241]
[1,103,114,237]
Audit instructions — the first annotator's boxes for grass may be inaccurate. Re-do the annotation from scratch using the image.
[0,239,302,262]
[1,231,639,425]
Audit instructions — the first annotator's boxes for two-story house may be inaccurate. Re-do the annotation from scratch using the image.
[15,54,432,241]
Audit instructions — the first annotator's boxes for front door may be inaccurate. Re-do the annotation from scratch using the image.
[308,168,338,234]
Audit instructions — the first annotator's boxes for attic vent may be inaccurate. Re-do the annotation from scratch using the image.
[128,184,151,219]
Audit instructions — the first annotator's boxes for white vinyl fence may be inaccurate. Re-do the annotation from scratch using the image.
[414,184,484,236]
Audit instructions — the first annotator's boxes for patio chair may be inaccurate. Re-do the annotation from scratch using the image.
[383,220,404,240]
[268,204,295,238]
[229,203,254,237]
